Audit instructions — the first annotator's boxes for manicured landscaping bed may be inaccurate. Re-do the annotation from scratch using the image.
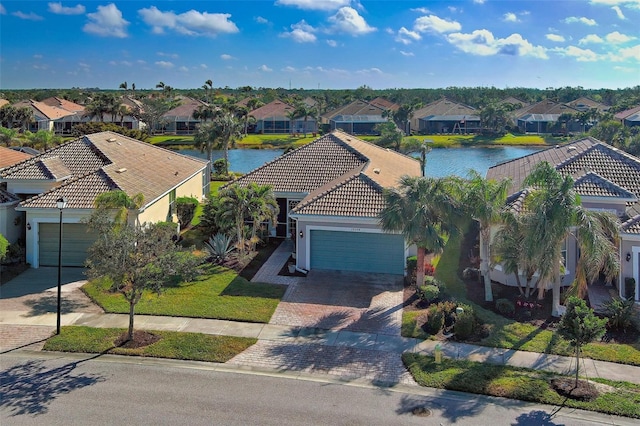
[82,264,286,323]
[403,353,640,419]
[44,326,256,363]
[401,221,640,366]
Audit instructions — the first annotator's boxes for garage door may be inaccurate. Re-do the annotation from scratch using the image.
[39,223,98,267]
[310,230,404,274]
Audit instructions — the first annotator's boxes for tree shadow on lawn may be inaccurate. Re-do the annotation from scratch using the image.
[0,356,105,417]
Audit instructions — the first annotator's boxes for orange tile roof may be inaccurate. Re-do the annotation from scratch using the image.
[12,100,75,120]
[41,97,85,113]
[0,146,33,169]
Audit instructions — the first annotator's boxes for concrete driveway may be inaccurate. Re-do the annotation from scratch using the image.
[269,269,403,335]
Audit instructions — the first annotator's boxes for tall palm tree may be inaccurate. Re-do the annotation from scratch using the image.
[194,121,221,170]
[15,107,34,131]
[380,176,464,288]
[213,111,244,175]
[293,103,316,137]
[402,139,432,176]
[286,108,298,135]
[119,81,128,91]
[217,184,252,255]
[463,170,511,302]
[0,126,18,147]
[246,183,279,250]
[521,162,619,316]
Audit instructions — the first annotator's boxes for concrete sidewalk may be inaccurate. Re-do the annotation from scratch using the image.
[3,309,640,385]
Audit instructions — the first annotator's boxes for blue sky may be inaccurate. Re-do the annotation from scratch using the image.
[0,1,638,90]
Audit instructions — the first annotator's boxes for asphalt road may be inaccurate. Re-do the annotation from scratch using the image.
[0,352,634,426]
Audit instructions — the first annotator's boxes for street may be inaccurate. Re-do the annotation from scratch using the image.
[1,352,633,426]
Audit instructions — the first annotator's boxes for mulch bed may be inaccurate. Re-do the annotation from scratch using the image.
[114,330,161,349]
[551,377,599,401]
[277,255,307,277]
[0,263,30,286]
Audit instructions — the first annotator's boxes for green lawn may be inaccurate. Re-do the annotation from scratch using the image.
[149,135,195,146]
[44,326,256,363]
[403,353,640,419]
[402,221,640,366]
[83,264,286,323]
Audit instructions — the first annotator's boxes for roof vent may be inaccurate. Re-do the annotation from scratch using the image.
[373,168,381,174]
[116,168,127,173]
[567,146,577,152]
[107,138,117,142]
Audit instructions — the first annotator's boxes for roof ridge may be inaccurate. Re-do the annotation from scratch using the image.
[573,171,637,199]
[293,172,362,212]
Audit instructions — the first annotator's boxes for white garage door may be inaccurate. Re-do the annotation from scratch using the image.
[39,223,98,267]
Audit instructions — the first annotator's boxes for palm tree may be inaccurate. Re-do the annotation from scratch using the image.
[293,103,316,137]
[521,162,619,316]
[286,108,298,135]
[15,107,34,131]
[217,184,252,255]
[119,81,128,91]
[24,129,59,152]
[402,138,432,176]
[380,176,464,288]
[464,170,511,302]
[0,126,18,147]
[213,111,244,175]
[194,121,221,170]
[246,183,279,250]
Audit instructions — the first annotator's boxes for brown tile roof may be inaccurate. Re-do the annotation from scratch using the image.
[163,97,209,120]
[487,137,640,230]
[411,98,476,128]
[498,97,529,108]
[13,100,75,120]
[40,157,72,180]
[0,146,32,170]
[369,97,400,111]
[41,97,85,113]
[323,100,386,120]
[0,188,20,204]
[249,100,295,120]
[566,97,609,112]
[233,130,421,218]
[622,215,640,234]
[3,131,207,210]
[615,105,640,120]
[292,173,386,217]
[512,99,578,118]
[573,172,636,200]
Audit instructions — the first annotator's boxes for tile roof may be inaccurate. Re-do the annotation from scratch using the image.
[40,97,85,113]
[323,100,386,120]
[2,131,207,210]
[250,100,295,120]
[13,100,75,120]
[0,188,19,204]
[0,146,32,170]
[163,97,209,120]
[233,129,421,218]
[572,172,636,200]
[498,97,529,108]
[622,215,640,234]
[411,98,476,129]
[614,105,640,120]
[487,137,640,231]
[566,97,609,112]
[512,99,578,118]
[369,97,400,111]
[292,173,386,217]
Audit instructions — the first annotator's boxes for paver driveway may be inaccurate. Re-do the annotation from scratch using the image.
[269,269,403,335]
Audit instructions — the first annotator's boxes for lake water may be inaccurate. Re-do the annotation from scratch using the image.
[178,146,541,178]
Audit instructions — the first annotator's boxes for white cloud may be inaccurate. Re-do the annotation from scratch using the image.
[255,16,269,24]
[558,46,600,61]
[606,31,635,43]
[220,54,234,60]
[136,60,146,65]
[258,65,272,72]
[590,0,640,9]
[33,54,43,59]
[414,15,461,34]
[200,64,208,69]
[446,29,548,59]
[155,61,174,68]
[564,16,597,26]
[411,7,431,14]
[328,7,376,35]
[326,39,337,47]
[157,51,178,58]
[138,6,239,36]
[355,67,383,76]
[473,0,486,4]
[12,11,44,21]
[178,66,188,72]
[0,4,5,14]
[281,20,316,43]
[609,44,640,61]
[48,2,85,15]
[579,34,604,44]
[546,34,565,42]
[503,12,519,23]
[275,0,350,11]
[612,5,627,18]
[282,66,296,72]
[396,26,421,45]
[83,4,129,38]
[400,50,414,57]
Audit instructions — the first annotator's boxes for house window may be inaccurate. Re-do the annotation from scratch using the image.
[561,239,567,270]
[288,200,299,237]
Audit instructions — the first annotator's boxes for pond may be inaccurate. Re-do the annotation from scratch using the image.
[178,146,542,178]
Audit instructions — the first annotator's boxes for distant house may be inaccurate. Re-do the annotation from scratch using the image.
[497,97,528,110]
[0,131,208,267]
[412,98,479,134]
[250,100,301,134]
[160,97,209,134]
[615,105,640,128]
[566,97,609,114]
[487,138,640,302]
[40,97,86,134]
[323,99,387,135]
[0,146,33,244]
[230,130,422,275]
[369,97,400,112]
[12,100,78,133]
[512,99,580,134]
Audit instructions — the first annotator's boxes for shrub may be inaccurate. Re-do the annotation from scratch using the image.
[0,234,8,261]
[495,298,515,316]
[71,122,149,141]
[204,233,235,263]
[423,305,445,335]
[424,275,445,289]
[417,285,440,303]
[212,158,229,176]
[604,297,637,331]
[625,277,636,300]
[176,196,199,228]
[424,263,435,276]
[406,256,417,274]
[454,304,476,340]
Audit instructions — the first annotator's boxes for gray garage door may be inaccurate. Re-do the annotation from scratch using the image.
[39,223,98,267]
[310,230,404,274]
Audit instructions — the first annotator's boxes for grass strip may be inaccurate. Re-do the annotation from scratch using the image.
[83,265,286,323]
[44,326,255,363]
[403,353,640,419]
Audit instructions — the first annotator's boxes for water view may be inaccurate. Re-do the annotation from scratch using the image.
[178,146,542,177]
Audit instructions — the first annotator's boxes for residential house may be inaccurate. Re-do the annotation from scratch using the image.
[230,129,422,275]
[497,97,528,110]
[250,100,303,134]
[566,97,610,114]
[486,137,640,302]
[160,97,209,134]
[512,99,581,134]
[615,105,640,128]
[411,98,480,135]
[0,146,32,244]
[369,97,400,112]
[0,131,208,267]
[0,99,10,108]
[40,97,86,134]
[12,100,77,132]
[322,100,387,135]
